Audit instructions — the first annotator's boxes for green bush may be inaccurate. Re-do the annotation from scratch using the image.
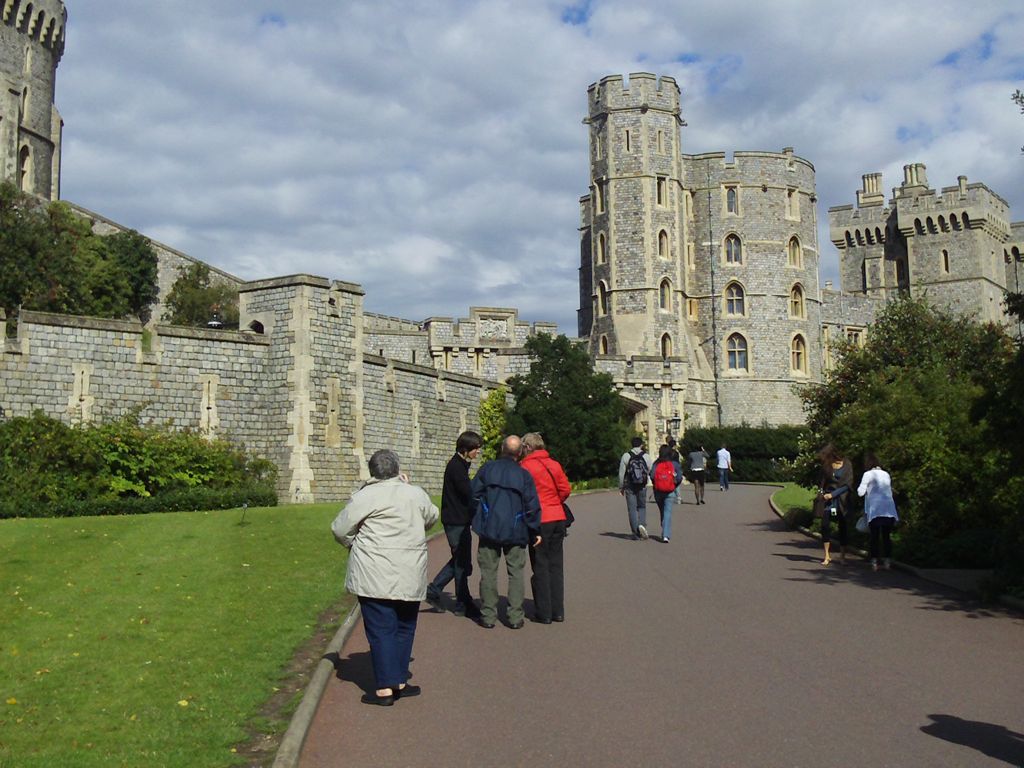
[0,412,276,518]
[679,424,806,481]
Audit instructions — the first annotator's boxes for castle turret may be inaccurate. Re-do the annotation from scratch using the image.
[1,0,66,200]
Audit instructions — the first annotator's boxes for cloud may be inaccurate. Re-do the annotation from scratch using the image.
[56,1,1024,332]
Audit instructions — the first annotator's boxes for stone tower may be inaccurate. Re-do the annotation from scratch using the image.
[829,164,1013,325]
[0,0,65,200]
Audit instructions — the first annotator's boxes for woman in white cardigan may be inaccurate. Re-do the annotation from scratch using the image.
[857,452,899,571]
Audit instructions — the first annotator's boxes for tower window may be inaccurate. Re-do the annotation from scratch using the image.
[687,298,698,320]
[659,279,672,311]
[624,129,632,152]
[658,229,669,259]
[598,282,610,316]
[595,180,606,214]
[661,334,673,359]
[596,232,606,264]
[595,131,603,160]
[790,335,807,374]
[942,249,950,274]
[18,146,31,192]
[657,177,667,206]
[599,335,609,355]
[725,234,742,264]
[657,129,665,154]
[789,284,805,319]
[787,237,802,268]
[726,186,739,214]
[727,333,748,372]
[725,283,745,316]
[687,243,695,270]
[786,188,799,219]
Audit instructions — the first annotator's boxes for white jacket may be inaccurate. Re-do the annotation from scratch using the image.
[331,476,439,601]
[857,467,899,522]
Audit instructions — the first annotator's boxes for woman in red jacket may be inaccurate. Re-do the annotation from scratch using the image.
[519,432,572,624]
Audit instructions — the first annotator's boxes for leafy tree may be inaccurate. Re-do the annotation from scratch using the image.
[162,262,239,328]
[505,333,629,480]
[0,181,51,322]
[478,386,508,463]
[104,229,159,322]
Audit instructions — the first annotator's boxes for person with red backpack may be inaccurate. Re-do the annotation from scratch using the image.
[651,444,683,543]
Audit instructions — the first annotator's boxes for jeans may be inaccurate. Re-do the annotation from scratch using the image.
[623,486,647,535]
[719,468,730,490]
[358,597,419,690]
[478,539,527,625]
[529,520,567,621]
[428,524,474,606]
[869,516,896,559]
[654,491,676,540]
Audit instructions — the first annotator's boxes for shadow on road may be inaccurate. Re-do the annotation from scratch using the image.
[920,714,1024,766]
[324,650,375,695]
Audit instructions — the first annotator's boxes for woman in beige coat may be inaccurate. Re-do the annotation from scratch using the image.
[332,449,439,706]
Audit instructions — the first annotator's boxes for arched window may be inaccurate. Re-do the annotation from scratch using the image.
[938,215,949,232]
[915,219,924,235]
[789,284,805,319]
[926,217,937,234]
[17,146,31,192]
[727,334,748,371]
[725,283,745,316]
[599,335,609,355]
[596,232,606,264]
[20,87,29,120]
[855,230,865,246]
[942,249,950,274]
[659,279,672,311]
[248,320,265,334]
[790,335,807,374]
[726,186,738,213]
[845,231,854,247]
[861,261,868,292]
[962,212,971,228]
[661,333,673,359]
[658,229,669,259]
[951,213,961,230]
[725,234,742,264]
[598,282,609,316]
[866,229,875,245]
[875,227,884,243]
[787,237,801,268]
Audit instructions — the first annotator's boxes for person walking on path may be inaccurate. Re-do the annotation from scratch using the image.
[618,437,653,539]
[857,452,900,571]
[331,449,439,706]
[426,430,483,619]
[651,444,683,543]
[687,445,710,504]
[817,444,852,566]
[519,432,572,623]
[471,435,542,629]
[716,444,732,491]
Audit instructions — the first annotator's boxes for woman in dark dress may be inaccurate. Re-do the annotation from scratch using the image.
[817,444,852,566]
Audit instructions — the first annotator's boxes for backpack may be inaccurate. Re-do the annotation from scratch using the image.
[625,452,649,487]
[653,461,676,493]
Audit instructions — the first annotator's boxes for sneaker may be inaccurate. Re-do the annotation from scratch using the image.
[637,524,648,540]
[661,536,670,543]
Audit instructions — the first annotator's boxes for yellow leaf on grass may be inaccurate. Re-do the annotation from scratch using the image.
[177,699,189,707]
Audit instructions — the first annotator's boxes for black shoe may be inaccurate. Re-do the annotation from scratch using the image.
[463,604,482,620]
[532,616,552,625]
[360,691,394,707]
[395,684,421,699]
[552,614,565,623]
[452,603,466,616]
[508,619,525,629]
[424,590,444,612]
[478,618,495,629]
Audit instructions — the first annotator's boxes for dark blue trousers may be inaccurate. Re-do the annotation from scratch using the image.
[358,597,419,691]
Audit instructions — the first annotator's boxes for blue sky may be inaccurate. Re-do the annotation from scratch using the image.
[56,1,1024,333]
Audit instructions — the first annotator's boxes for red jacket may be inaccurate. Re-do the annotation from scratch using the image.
[520,450,572,524]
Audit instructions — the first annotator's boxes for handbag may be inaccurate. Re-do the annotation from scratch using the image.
[540,461,573,527]
[855,515,869,534]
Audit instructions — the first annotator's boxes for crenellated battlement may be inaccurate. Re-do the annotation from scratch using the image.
[587,72,681,119]
[2,0,66,58]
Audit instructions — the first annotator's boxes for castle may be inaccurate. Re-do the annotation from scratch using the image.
[3,7,1022,498]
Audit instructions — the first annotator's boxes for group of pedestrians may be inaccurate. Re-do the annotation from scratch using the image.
[330,430,572,706]
[617,437,734,542]
[815,444,900,570]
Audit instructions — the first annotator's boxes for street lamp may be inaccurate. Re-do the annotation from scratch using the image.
[666,412,682,438]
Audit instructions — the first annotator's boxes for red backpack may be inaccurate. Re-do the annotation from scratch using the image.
[653,461,676,493]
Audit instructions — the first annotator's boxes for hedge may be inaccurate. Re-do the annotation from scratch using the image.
[678,425,807,482]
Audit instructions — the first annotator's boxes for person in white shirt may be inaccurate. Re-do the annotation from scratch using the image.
[716,445,732,490]
[857,452,900,571]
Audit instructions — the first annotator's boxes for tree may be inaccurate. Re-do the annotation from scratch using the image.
[505,334,629,480]
[478,386,508,463]
[162,262,239,328]
[104,230,159,322]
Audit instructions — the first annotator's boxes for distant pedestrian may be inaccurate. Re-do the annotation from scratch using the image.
[426,430,483,619]
[687,445,710,504]
[857,452,899,571]
[331,450,438,706]
[663,436,681,463]
[519,432,572,623]
[817,444,852,566]
[618,437,653,539]
[471,435,542,629]
[716,445,732,490]
[651,444,683,542]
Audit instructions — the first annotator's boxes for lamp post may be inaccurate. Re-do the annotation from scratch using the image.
[666,413,682,439]
[206,307,223,330]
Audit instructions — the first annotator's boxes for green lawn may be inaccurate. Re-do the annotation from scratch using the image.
[0,503,355,768]
[770,483,816,515]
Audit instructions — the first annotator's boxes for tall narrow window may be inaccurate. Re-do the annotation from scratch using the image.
[18,146,31,192]
[661,334,673,358]
[789,284,805,319]
[596,232,606,264]
[687,243,695,270]
[725,234,742,264]
[595,180,606,213]
[788,237,802,268]
[657,177,667,206]
[687,298,698,320]
[657,129,665,154]
[726,186,738,214]
[786,188,799,219]
[658,229,669,259]
[790,335,807,374]
[659,279,672,311]
[599,335,609,355]
[684,191,693,220]
[598,282,609,316]
[725,283,745,316]
[727,334,748,371]
[624,129,632,152]
[942,249,950,274]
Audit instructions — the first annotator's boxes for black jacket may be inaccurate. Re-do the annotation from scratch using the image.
[470,457,541,546]
[440,453,473,526]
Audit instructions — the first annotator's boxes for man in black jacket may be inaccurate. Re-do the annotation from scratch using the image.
[471,435,541,629]
[426,431,483,619]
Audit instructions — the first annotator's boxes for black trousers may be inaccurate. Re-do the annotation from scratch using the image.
[529,520,567,621]
[821,509,848,545]
[869,516,896,559]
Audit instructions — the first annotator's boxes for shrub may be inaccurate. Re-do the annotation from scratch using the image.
[679,424,806,482]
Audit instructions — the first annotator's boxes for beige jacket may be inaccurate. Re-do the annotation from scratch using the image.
[331,476,439,601]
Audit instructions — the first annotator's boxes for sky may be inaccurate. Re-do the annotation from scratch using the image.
[56,1,1024,333]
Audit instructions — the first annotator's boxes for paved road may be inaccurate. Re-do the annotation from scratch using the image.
[299,485,1024,767]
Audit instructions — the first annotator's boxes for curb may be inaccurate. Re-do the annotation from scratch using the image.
[767,490,1024,615]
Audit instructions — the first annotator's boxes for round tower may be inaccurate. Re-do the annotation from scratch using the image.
[1,0,66,200]
[582,72,687,360]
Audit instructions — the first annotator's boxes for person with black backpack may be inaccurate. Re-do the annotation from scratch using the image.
[618,437,653,540]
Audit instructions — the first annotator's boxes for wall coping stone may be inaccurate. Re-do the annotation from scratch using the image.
[156,324,271,345]
[20,310,143,333]
[363,354,502,388]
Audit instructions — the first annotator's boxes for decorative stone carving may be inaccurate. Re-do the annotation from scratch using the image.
[478,318,509,341]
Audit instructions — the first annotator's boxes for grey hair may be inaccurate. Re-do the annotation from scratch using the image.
[368,449,401,480]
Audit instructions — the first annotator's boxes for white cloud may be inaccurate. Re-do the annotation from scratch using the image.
[56,1,1024,332]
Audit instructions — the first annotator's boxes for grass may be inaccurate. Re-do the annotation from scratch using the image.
[770,482,817,529]
[0,502,358,767]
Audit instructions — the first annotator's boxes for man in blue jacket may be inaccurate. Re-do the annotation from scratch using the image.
[471,435,542,629]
